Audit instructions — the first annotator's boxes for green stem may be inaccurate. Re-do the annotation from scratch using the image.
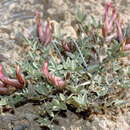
[73,40,88,70]
[52,40,65,63]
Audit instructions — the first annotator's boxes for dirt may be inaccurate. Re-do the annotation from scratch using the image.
[0,103,40,130]
[0,0,130,130]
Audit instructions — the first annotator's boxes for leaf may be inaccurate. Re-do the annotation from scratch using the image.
[35,83,49,95]
[96,86,108,97]
[127,66,130,76]
[76,8,86,23]
[112,61,122,71]
[91,16,100,28]
[32,41,38,51]
[87,64,100,73]
[32,62,38,69]
[67,92,88,108]
[8,95,25,106]
[28,51,35,60]
[59,93,66,101]
[63,58,76,71]
[122,79,130,88]
[112,99,125,106]
[46,109,55,117]
[0,98,8,106]
[51,99,67,111]
[37,117,51,127]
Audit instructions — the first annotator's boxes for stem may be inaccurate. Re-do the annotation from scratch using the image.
[73,40,88,70]
[76,81,91,87]
[52,40,65,63]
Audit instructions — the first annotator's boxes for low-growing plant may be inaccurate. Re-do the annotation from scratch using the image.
[0,2,130,129]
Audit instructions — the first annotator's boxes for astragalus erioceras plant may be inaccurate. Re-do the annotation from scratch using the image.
[35,11,67,89]
[102,2,130,51]
[0,2,129,96]
[0,64,25,94]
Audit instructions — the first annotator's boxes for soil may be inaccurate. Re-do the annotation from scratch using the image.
[0,0,130,130]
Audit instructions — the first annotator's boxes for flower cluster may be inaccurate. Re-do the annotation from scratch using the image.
[102,2,130,51]
[42,61,65,89]
[61,40,75,52]
[35,11,53,45]
[123,39,130,51]
[102,2,123,42]
[0,64,25,94]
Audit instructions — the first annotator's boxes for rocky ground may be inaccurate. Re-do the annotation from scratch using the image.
[0,0,130,129]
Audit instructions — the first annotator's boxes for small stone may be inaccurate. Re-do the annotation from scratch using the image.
[47,8,57,16]
[25,113,37,121]
[9,3,18,11]
[62,24,77,39]
[10,32,16,39]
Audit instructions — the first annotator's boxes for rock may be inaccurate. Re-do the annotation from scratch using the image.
[56,112,130,130]
[61,23,78,39]
[50,0,66,8]
[47,8,57,16]
[50,20,77,39]
[50,20,60,37]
